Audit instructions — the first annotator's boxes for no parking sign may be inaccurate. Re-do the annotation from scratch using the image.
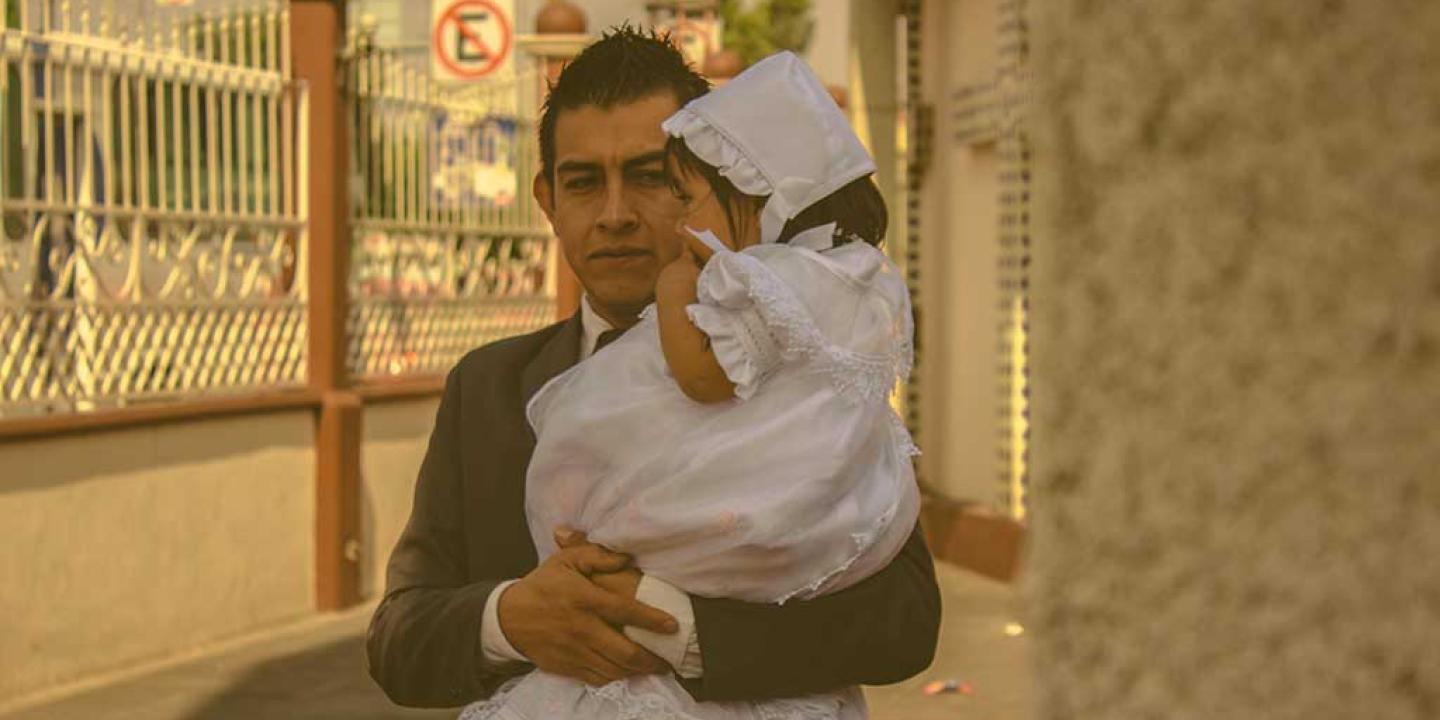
[431,0,515,82]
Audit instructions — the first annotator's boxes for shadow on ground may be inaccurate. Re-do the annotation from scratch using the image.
[5,564,1027,720]
[179,635,453,720]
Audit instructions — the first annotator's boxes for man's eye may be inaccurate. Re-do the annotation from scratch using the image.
[564,177,598,192]
[633,170,667,187]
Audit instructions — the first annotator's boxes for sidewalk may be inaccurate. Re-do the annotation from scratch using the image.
[3,563,1029,720]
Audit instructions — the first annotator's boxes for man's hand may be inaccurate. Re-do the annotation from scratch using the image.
[590,565,643,600]
[557,528,645,613]
[496,530,676,686]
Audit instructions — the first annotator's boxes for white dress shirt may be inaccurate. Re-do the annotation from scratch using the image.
[479,296,704,677]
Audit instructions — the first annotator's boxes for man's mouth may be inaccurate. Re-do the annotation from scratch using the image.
[589,248,653,264]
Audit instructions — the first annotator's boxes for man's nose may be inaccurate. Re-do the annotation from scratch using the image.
[596,183,639,234]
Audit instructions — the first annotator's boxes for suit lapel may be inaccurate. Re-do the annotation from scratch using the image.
[521,313,583,404]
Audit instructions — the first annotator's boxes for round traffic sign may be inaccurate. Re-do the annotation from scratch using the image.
[433,0,514,80]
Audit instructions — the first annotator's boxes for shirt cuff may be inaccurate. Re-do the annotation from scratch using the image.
[480,579,528,664]
[624,575,704,679]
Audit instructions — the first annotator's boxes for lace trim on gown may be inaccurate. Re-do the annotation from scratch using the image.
[459,677,849,720]
[696,249,913,406]
[687,303,783,400]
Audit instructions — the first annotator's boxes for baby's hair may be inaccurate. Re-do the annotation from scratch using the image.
[664,136,888,248]
[665,136,759,242]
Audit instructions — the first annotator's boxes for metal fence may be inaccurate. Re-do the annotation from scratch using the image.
[0,0,308,416]
[344,27,555,381]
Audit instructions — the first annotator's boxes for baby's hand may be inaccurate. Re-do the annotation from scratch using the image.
[684,232,717,264]
[681,226,728,264]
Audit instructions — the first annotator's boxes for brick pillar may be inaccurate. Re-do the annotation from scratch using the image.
[293,0,361,611]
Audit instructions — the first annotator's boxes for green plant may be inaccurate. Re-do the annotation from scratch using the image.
[719,0,815,67]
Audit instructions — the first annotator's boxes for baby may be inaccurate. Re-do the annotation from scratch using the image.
[466,51,918,720]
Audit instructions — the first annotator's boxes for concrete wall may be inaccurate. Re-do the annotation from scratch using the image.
[847,0,898,257]
[807,0,850,88]
[0,412,315,703]
[359,398,441,600]
[1027,2,1440,717]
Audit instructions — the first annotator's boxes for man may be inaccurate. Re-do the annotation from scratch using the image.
[367,27,941,708]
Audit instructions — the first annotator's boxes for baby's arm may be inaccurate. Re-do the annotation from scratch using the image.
[656,251,737,404]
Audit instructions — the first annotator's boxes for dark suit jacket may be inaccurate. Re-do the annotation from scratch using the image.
[366,315,942,708]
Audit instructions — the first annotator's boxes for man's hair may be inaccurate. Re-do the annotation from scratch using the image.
[539,25,711,184]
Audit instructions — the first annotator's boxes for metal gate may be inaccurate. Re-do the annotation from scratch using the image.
[343,24,555,381]
[1,0,308,416]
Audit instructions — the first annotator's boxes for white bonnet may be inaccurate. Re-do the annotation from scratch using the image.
[661,51,876,244]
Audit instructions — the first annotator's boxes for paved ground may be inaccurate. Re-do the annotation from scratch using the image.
[3,563,1030,720]
[864,563,1032,720]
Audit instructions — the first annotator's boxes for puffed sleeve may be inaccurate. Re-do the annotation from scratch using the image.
[688,243,914,403]
[685,251,786,400]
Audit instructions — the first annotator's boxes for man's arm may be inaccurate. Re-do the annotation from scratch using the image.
[366,368,521,707]
[687,522,942,702]
[367,362,681,707]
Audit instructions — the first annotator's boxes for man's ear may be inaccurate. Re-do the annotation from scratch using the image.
[533,171,556,227]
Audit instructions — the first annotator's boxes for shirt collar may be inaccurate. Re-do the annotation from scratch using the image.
[577,295,614,361]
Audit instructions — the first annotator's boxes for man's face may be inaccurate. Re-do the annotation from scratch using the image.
[534,93,687,324]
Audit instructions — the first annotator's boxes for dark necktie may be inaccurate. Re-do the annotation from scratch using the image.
[593,328,625,355]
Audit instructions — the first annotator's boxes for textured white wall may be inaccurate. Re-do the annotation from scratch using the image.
[0,413,315,704]
[1027,2,1440,717]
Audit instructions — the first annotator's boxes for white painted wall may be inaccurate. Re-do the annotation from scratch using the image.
[915,0,1004,505]
[359,398,441,600]
[0,412,316,704]
[805,0,850,87]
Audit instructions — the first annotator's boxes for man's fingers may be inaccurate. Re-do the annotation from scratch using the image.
[585,586,678,635]
[553,526,587,549]
[588,627,672,676]
[574,614,671,675]
[574,644,630,686]
[574,666,613,688]
[559,544,631,576]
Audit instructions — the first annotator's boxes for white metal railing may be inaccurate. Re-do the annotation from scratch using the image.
[343,26,555,380]
[1,0,308,417]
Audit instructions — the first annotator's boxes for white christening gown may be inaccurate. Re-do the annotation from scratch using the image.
[461,225,920,720]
